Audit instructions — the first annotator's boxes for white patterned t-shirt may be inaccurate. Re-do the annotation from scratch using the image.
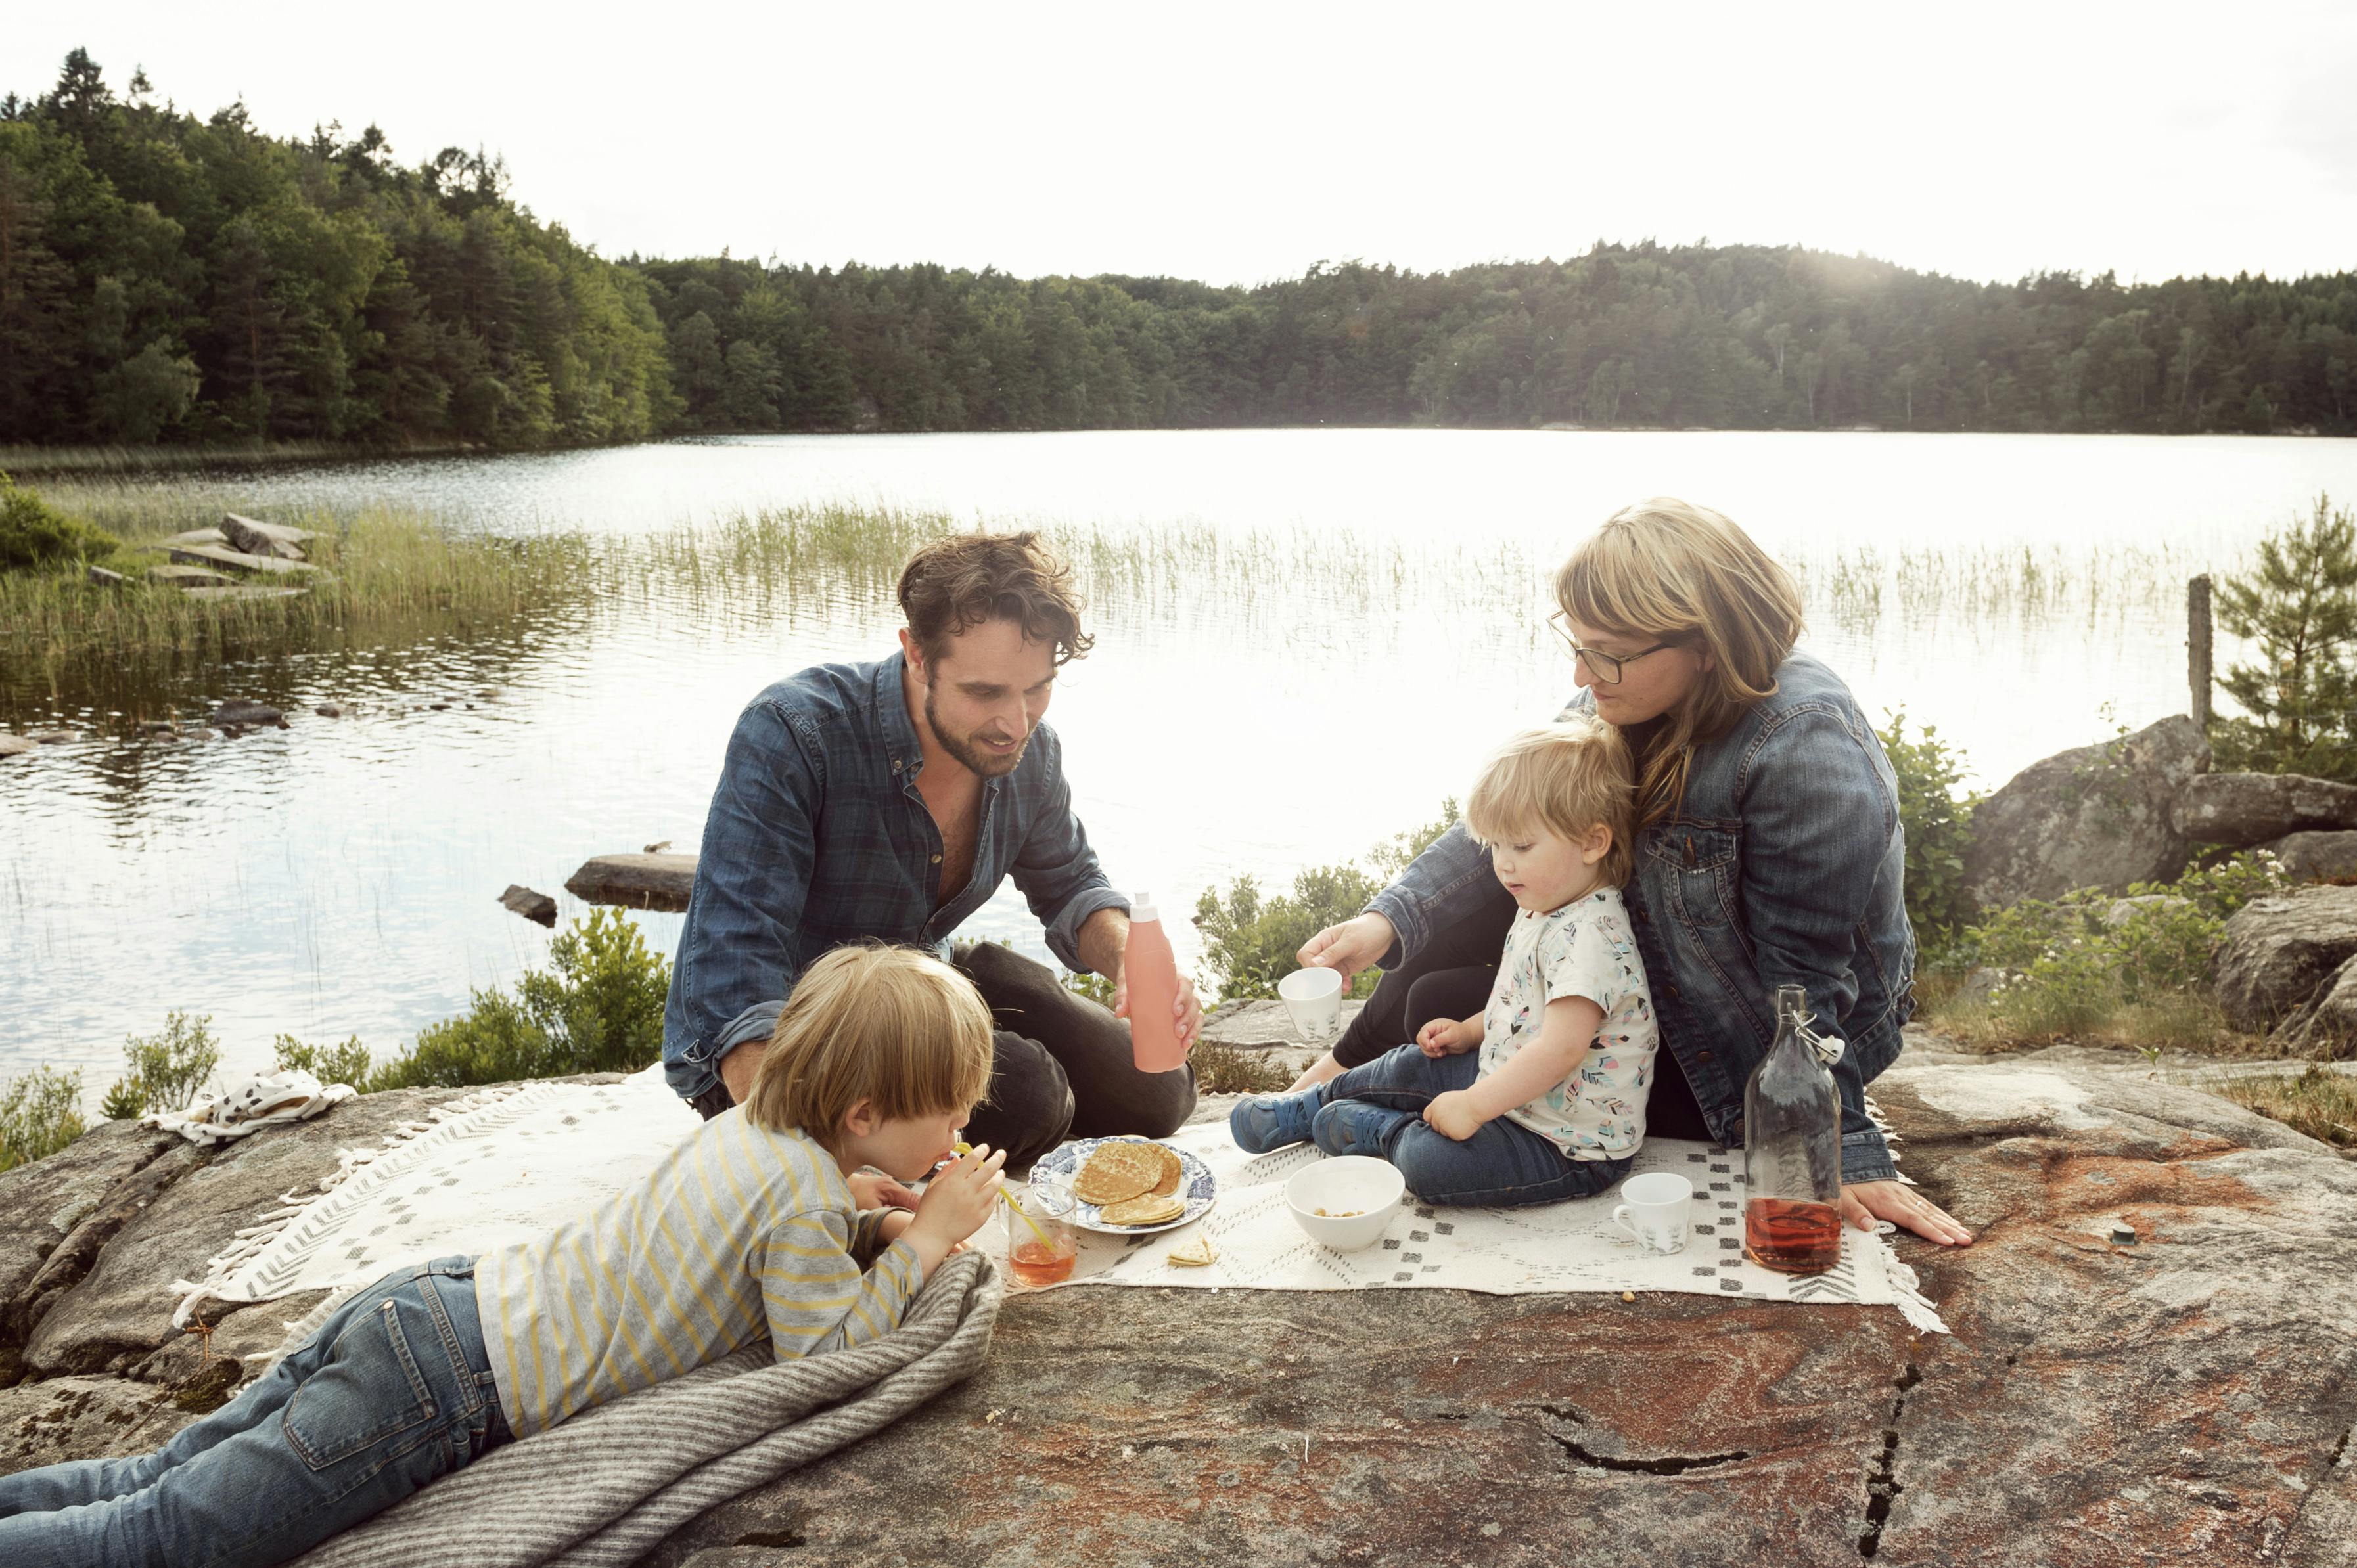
[1477,887,1657,1159]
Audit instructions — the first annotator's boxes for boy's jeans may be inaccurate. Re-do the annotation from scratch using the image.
[1318,1045,1632,1207]
[0,1255,507,1568]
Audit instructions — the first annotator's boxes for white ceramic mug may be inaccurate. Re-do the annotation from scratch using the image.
[1611,1171,1693,1255]
[1277,966,1344,1044]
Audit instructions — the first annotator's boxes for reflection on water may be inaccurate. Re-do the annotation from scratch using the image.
[9,428,2357,1091]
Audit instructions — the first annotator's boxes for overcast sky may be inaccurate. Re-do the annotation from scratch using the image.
[8,2,2354,289]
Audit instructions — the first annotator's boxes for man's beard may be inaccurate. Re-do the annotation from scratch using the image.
[925,686,1030,778]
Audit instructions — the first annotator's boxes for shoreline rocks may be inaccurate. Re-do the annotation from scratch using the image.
[1962,715,2209,907]
[1,1052,2350,1565]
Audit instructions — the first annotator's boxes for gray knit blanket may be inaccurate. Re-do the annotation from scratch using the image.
[288,1250,1003,1568]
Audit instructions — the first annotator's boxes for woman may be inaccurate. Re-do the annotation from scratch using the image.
[1293,497,1971,1246]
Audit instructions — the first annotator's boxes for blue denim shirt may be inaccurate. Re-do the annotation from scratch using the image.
[660,653,1129,1100]
[1367,650,1915,1184]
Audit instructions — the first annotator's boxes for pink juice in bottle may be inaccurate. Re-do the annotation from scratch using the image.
[1126,892,1188,1072]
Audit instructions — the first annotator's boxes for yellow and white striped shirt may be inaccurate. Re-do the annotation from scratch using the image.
[472,1107,921,1437]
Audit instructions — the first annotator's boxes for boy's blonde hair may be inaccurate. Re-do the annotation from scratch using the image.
[1555,497,1804,828]
[1463,717,1637,889]
[744,944,995,1138]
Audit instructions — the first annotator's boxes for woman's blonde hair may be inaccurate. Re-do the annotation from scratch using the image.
[1463,717,1637,889]
[1555,497,1804,826]
[744,944,995,1139]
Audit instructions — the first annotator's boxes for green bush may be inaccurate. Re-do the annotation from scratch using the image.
[1193,801,1459,1002]
[1938,853,2284,1043]
[0,472,120,573]
[270,1033,375,1087]
[99,1012,221,1120]
[1879,708,1982,945]
[357,909,671,1090]
[0,1065,88,1173]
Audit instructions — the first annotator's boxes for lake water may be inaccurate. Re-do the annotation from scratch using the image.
[9,428,2357,1090]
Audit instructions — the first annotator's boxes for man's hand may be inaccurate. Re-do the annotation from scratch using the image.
[1297,912,1396,985]
[1421,1090,1486,1142]
[1114,967,1204,1052]
[718,1041,767,1106]
[1839,1180,1973,1246]
[1416,1016,1480,1058]
[846,1169,925,1212]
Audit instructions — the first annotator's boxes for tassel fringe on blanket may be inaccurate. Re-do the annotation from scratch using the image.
[286,1249,1004,1568]
[167,1082,527,1344]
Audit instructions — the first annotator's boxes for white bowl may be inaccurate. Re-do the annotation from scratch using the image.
[1285,1156,1407,1251]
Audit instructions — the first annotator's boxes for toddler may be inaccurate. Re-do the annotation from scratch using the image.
[1231,718,1657,1205]
[0,943,1007,1568]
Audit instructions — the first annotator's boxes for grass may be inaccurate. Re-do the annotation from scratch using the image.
[0,440,473,478]
[2215,1066,2357,1152]
[1193,1043,1294,1095]
[1,487,606,663]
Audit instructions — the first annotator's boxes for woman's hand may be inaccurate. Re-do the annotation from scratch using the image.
[1840,1180,1973,1246]
[1415,1017,1480,1058]
[1421,1090,1485,1142]
[1297,912,1397,984]
[846,1170,925,1212]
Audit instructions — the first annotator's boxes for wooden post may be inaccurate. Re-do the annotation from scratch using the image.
[2188,574,2213,731]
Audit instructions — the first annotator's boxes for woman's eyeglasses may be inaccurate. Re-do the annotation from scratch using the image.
[1547,612,1675,684]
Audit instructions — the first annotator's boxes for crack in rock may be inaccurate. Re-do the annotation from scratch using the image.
[1858,1361,1922,1559]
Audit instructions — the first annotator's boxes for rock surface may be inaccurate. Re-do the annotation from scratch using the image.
[566,852,698,912]
[2174,771,2357,845]
[1962,715,2210,907]
[1199,997,1365,1052]
[2270,829,2357,884]
[0,734,33,759]
[219,513,307,562]
[499,884,559,927]
[3,1054,2351,1567]
[2214,884,2357,1033]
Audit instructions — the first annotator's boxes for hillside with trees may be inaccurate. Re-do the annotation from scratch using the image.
[4,51,2353,449]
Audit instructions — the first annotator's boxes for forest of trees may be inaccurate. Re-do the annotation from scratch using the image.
[5,52,2354,449]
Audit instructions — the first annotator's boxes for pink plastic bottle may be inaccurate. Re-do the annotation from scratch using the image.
[1126,892,1188,1072]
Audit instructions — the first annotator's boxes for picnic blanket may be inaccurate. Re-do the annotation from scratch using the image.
[982,1116,1950,1333]
[172,1064,1944,1357]
[285,1249,1001,1568]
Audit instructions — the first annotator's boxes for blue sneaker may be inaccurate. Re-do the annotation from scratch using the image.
[1229,1086,1327,1153]
[1311,1098,1415,1159]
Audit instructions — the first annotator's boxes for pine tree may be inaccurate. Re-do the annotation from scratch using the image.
[2213,495,2357,781]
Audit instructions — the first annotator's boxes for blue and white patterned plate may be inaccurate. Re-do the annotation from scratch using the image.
[1031,1137,1217,1236]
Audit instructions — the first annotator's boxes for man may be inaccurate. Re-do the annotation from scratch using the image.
[660,529,1201,1165]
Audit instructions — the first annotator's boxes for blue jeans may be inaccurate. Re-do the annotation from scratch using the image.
[1317,1045,1632,1207]
[0,1257,508,1568]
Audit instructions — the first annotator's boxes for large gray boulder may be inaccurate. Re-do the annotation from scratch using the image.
[1963,715,2210,907]
[2174,771,2357,846]
[2214,884,2357,1033]
[7,1053,2354,1567]
[2268,829,2357,883]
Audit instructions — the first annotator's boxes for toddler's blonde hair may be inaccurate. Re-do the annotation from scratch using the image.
[1463,717,1637,889]
[745,943,995,1138]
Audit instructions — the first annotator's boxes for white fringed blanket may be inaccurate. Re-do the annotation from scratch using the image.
[172,1065,1944,1349]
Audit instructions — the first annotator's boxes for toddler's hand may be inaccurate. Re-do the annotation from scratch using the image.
[909,1142,1007,1252]
[1421,1090,1485,1142]
[1417,1018,1475,1058]
[846,1169,924,1212]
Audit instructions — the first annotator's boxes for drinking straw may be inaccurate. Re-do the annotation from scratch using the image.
[954,1141,1056,1247]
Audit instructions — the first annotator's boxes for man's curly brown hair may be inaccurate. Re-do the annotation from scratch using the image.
[898,531,1094,667]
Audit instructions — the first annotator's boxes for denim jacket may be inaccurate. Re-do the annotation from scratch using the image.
[1367,650,1915,1183]
[659,654,1128,1101]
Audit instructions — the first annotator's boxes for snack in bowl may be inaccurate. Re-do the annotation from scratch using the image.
[1072,1141,1166,1206]
[1285,1156,1405,1252]
[1099,1190,1187,1227]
